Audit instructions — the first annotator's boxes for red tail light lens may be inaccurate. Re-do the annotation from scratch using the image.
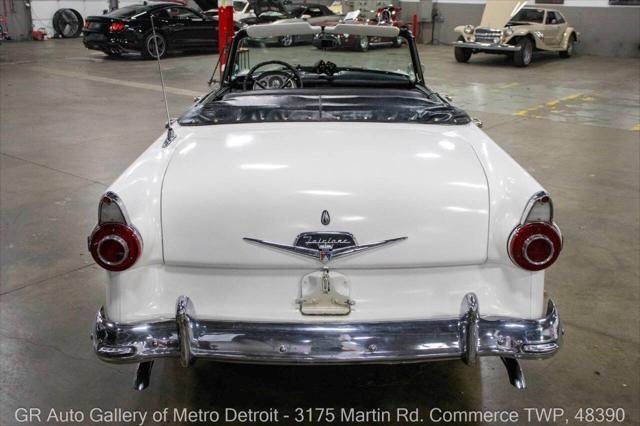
[109,22,125,32]
[89,223,141,271]
[84,21,90,29]
[509,222,562,271]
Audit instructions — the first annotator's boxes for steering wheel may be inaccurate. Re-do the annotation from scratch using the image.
[243,60,303,91]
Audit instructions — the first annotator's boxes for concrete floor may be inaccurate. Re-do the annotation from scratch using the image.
[1,39,639,425]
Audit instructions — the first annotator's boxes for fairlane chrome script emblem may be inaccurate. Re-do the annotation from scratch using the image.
[320,210,330,226]
[243,232,407,264]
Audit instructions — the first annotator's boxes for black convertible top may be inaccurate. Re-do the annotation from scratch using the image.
[179,89,471,126]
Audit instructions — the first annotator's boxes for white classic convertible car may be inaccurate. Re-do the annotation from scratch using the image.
[89,22,563,390]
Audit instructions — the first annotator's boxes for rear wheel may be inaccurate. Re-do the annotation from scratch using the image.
[357,36,369,52]
[454,36,472,63]
[559,36,575,58]
[142,33,167,59]
[513,37,533,67]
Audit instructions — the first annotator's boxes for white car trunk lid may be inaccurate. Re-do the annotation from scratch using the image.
[162,123,489,268]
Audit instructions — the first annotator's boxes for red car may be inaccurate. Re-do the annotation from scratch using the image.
[313,7,404,51]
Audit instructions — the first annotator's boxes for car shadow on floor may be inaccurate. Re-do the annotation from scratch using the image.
[98,50,218,61]
[143,360,482,425]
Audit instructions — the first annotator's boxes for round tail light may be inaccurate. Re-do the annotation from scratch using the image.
[508,222,562,271]
[89,223,141,271]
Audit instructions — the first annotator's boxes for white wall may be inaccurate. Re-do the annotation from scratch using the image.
[435,0,635,7]
[30,0,138,35]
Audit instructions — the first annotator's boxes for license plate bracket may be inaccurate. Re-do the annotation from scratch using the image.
[297,269,354,315]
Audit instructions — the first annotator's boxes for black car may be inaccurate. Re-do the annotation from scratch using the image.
[82,3,219,58]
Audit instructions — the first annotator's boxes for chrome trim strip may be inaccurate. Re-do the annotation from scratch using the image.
[243,236,407,264]
[454,41,521,52]
[243,237,320,259]
[92,294,562,366]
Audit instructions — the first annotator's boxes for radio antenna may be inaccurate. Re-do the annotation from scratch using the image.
[149,13,175,147]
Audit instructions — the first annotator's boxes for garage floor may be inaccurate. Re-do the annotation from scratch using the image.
[1,40,639,425]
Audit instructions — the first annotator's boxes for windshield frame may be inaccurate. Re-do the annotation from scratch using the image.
[221,26,425,88]
[509,8,546,24]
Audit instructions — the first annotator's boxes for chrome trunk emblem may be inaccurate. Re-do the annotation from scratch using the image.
[243,232,407,264]
[320,210,330,226]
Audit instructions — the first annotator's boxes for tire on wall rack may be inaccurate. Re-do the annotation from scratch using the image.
[52,8,84,38]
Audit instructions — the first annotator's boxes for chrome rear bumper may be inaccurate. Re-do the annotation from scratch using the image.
[93,293,561,373]
[454,41,521,52]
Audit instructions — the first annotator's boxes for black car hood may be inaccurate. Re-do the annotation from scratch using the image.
[191,0,217,11]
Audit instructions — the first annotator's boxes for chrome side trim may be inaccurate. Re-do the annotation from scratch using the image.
[92,294,562,366]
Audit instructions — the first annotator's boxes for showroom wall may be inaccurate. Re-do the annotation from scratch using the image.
[431,0,640,57]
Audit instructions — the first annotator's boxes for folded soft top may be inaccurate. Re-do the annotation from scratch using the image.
[179,89,471,126]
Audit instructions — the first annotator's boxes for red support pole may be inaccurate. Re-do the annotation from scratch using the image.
[412,14,418,40]
[218,0,235,79]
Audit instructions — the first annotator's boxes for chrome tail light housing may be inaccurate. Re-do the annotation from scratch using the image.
[508,192,562,271]
[88,192,142,272]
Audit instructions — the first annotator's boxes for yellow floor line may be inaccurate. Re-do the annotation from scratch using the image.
[631,123,640,132]
[515,93,583,117]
